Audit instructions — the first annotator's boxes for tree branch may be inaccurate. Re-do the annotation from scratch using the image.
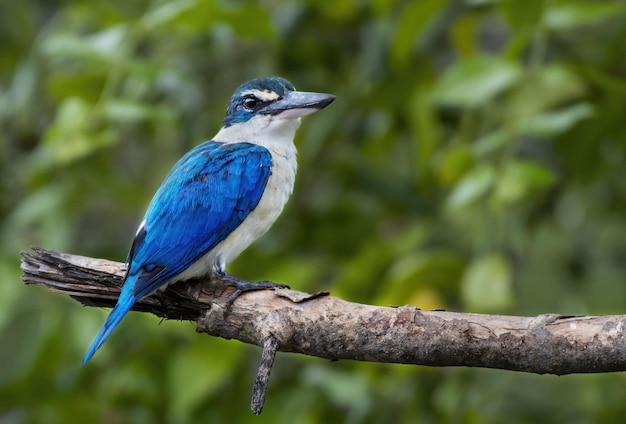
[20,247,626,401]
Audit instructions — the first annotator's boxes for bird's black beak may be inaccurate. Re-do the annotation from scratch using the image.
[260,91,336,119]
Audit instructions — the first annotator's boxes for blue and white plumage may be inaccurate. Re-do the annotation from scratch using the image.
[82,77,335,364]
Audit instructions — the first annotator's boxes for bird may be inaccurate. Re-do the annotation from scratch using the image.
[82,77,335,364]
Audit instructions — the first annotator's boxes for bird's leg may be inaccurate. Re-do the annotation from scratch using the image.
[214,271,289,309]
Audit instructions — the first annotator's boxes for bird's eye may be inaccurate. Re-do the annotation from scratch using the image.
[243,96,258,111]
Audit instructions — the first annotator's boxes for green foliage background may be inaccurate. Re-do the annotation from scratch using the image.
[2,0,626,422]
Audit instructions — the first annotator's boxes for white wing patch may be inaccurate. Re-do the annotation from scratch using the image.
[135,219,146,236]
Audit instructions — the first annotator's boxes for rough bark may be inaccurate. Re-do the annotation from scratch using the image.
[20,247,626,376]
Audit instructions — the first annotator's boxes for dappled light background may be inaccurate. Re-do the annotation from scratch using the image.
[3,0,626,422]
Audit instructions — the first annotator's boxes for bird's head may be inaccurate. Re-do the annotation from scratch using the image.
[217,77,335,144]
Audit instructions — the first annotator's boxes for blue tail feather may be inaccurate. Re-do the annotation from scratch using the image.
[81,286,137,365]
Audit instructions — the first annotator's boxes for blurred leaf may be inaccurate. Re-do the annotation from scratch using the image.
[392,0,446,67]
[461,253,514,312]
[42,25,130,66]
[450,14,478,56]
[544,2,624,30]
[499,0,545,30]
[151,0,274,38]
[383,250,465,306]
[167,340,243,421]
[472,130,511,157]
[5,184,74,250]
[576,65,626,95]
[446,163,496,209]
[0,299,50,385]
[303,364,371,418]
[48,97,91,134]
[6,185,66,232]
[432,372,465,417]
[0,260,21,329]
[36,98,116,169]
[222,3,275,38]
[435,145,475,187]
[409,83,441,181]
[407,288,445,311]
[509,64,587,121]
[521,102,594,137]
[492,160,557,205]
[142,0,200,29]
[97,354,162,405]
[103,99,175,123]
[432,56,523,108]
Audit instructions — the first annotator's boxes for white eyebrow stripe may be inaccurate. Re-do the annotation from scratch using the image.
[240,89,281,102]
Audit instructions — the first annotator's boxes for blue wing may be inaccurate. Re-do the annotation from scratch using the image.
[129,141,272,296]
[82,141,272,363]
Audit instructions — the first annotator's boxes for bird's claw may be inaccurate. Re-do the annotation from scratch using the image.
[216,272,289,310]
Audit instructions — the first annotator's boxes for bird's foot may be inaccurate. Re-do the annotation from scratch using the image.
[215,272,289,310]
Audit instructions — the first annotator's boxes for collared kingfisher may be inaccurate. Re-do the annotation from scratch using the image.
[82,77,335,364]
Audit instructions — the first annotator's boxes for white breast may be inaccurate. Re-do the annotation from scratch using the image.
[174,115,300,281]
[212,143,296,268]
